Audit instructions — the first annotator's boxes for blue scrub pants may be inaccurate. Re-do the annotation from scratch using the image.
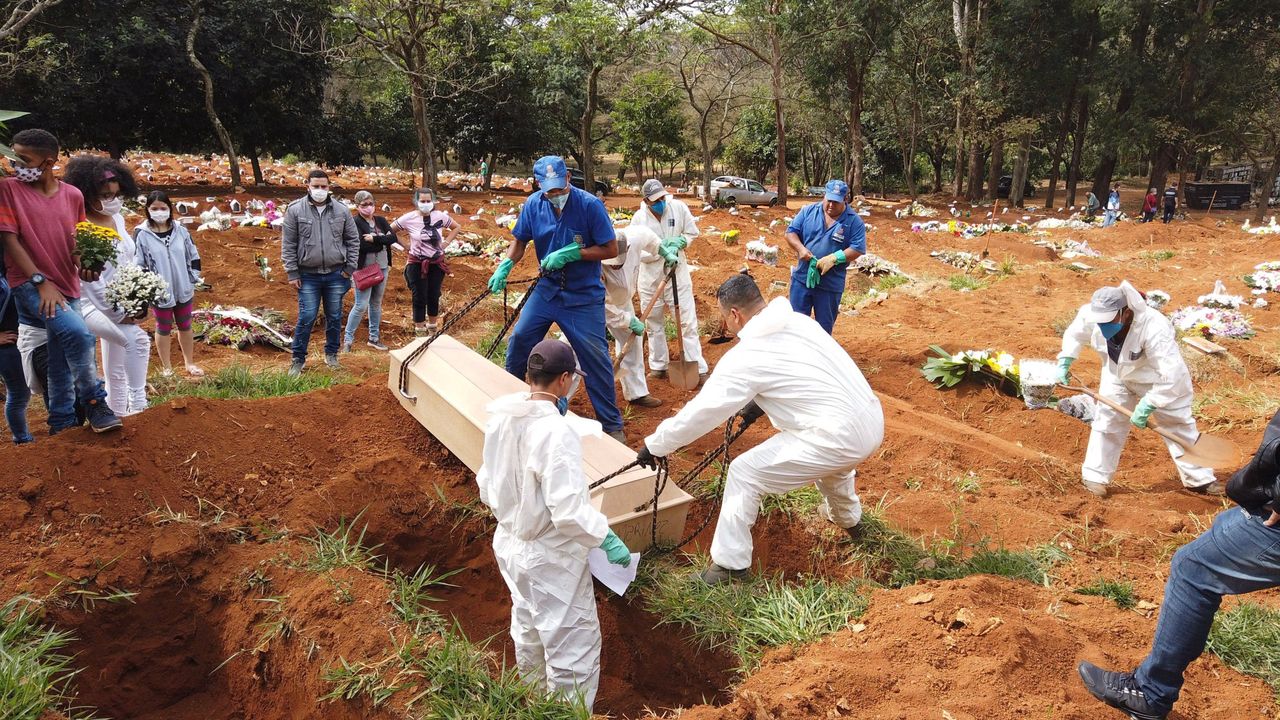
[788,281,841,334]
[505,292,623,434]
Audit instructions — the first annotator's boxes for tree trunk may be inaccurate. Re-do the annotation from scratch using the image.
[846,65,865,195]
[769,22,788,204]
[580,64,602,191]
[930,149,944,194]
[483,151,495,190]
[1045,82,1077,210]
[1255,140,1280,223]
[249,148,264,186]
[986,134,1003,203]
[408,73,435,189]
[1147,142,1176,198]
[952,105,966,197]
[699,109,715,201]
[966,141,984,202]
[186,2,241,190]
[1065,93,1089,207]
[1009,132,1031,207]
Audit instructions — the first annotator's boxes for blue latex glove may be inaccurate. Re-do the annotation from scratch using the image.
[600,530,631,567]
[628,317,645,335]
[816,249,847,274]
[1056,357,1074,385]
[540,243,582,271]
[1131,395,1157,429]
[805,258,821,289]
[488,258,514,294]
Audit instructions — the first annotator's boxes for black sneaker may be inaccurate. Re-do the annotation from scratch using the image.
[85,399,122,433]
[1077,661,1167,719]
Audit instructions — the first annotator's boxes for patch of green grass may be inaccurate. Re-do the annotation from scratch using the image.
[1140,249,1176,263]
[664,316,678,341]
[474,322,509,365]
[1050,311,1076,337]
[302,513,380,573]
[953,471,982,494]
[321,656,400,707]
[1207,602,1280,696]
[0,596,100,720]
[1074,578,1137,610]
[388,564,458,631]
[1193,384,1280,432]
[151,364,351,404]
[948,274,988,292]
[644,560,869,671]
[997,255,1017,276]
[876,274,910,292]
[760,486,823,518]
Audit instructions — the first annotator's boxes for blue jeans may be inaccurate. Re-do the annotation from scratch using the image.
[343,276,386,345]
[1102,210,1117,227]
[293,270,350,363]
[12,283,106,431]
[1135,507,1280,712]
[0,344,32,443]
[788,281,841,334]
[505,291,623,434]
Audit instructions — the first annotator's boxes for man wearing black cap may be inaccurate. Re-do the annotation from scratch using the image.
[1057,281,1218,497]
[476,339,632,711]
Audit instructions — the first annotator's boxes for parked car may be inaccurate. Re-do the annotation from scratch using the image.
[997,175,1037,199]
[713,176,779,207]
[531,167,611,196]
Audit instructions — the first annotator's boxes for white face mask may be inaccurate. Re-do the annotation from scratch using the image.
[149,209,171,224]
[309,187,329,203]
[99,196,124,215]
[417,201,434,213]
[14,165,42,183]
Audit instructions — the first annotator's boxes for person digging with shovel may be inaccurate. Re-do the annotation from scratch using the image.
[635,273,884,585]
[603,226,663,408]
[1056,281,1221,497]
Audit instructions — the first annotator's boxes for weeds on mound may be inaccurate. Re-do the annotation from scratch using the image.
[1207,603,1280,697]
[0,595,101,720]
[1074,578,1137,610]
[151,364,352,405]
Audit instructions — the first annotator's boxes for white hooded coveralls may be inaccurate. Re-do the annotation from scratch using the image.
[1058,281,1214,488]
[628,197,707,373]
[645,298,884,570]
[603,227,660,401]
[476,394,611,709]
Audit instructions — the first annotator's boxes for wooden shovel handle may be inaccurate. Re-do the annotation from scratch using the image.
[612,270,671,372]
[668,265,686,363]
[1058,383,1190,450]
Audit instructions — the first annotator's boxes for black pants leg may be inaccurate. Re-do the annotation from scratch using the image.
[404,264,428,323]
[425,265,446,317]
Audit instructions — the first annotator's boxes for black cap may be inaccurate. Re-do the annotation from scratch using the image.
[528,339,585,377]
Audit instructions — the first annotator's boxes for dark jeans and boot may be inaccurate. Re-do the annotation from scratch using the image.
[12,283,117,433]
[292,270,350,366]
[1078,507,1280,718]
[1162,206,1175,223]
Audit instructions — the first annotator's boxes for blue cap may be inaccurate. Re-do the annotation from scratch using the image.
[534,156,568,191]
[824,179,849,203]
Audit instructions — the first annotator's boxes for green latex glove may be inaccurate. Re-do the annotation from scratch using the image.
[600,530,631,567]
[628,317,645,335]
[488,258,514,294]
[1131,395,1157,429]
[805,258,821,289]
[540,243,582,271]
[1056,357,1074,385]
[667,235,689,251]
[659,244,679,265]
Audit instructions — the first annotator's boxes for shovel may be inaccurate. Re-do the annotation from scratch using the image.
[666,266,702,390]
[612,272,670,373]
[1058,383,1241,468]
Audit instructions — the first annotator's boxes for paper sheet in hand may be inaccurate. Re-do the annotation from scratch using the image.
[588,548,640,596]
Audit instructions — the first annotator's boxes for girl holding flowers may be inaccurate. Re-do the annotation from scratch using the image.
[134,191,203,376]
[64,156,152,415]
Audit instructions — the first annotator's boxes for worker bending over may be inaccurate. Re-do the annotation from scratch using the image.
[476,339,632,711]
[628,178,707,383]
[1057,281,1220,497]
[637,274,883,584]
[785,179,866,334]
[488,155,625,442]
[604,227,662,408]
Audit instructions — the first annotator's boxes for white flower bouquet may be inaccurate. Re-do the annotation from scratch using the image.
[1243,262,1280,294]
[1197,280,1243,309]
[1146,290,1171,311]
[105,264,169,319]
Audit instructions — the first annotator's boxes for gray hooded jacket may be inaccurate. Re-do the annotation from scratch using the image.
[134,221,201,307]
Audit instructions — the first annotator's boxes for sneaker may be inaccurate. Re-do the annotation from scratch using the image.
[85,399,122,433]
[414,327,429,337]
[607,429,627,443]
[649,369,668,379]
[698,563,749,586]
[325,354,341,369]
[340,341,353,354]
[629,395,662,408]
[1076,661,1167,719]
[1082,480,1108,497]
[367,341,389,351]
[1187,481,1225,496]
[288,361,304,377]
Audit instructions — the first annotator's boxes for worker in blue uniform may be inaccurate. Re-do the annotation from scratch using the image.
[785,179,867,334]
[487,155,626,442]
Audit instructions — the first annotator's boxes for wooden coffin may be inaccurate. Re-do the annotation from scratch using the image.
[388,335,694,551]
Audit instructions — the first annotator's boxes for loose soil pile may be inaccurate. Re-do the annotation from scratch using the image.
[3,152,1280,718]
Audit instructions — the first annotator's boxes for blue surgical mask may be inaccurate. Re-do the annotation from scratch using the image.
[556,396,569,415]
[547,192,568,210]
[650,200,666,215]
[1098,321,1125,339]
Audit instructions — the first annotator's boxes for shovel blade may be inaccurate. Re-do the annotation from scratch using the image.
[668,361,701,390]
[1180,432,1241,469]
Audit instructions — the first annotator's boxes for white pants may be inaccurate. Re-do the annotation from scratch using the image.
[101,324,151,416]
[711,432,871,571]
[608,323,649,401]
[493,532,601,711]
[638,258,707,373]
[1082,377,1215,488]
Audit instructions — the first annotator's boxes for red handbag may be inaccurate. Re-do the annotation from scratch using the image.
[352,264,385,290]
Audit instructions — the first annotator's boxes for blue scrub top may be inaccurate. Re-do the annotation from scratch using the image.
[512,185,615,307]
[787,202,866,293]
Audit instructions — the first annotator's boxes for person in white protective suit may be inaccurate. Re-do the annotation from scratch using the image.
[1057,281,1221,498]
[628,178,708,383]
[636,273,884,585]
[476,339,632,710]
[603,226,662,408]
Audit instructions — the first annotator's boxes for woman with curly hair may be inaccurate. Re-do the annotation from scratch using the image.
[64,155,151,415]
